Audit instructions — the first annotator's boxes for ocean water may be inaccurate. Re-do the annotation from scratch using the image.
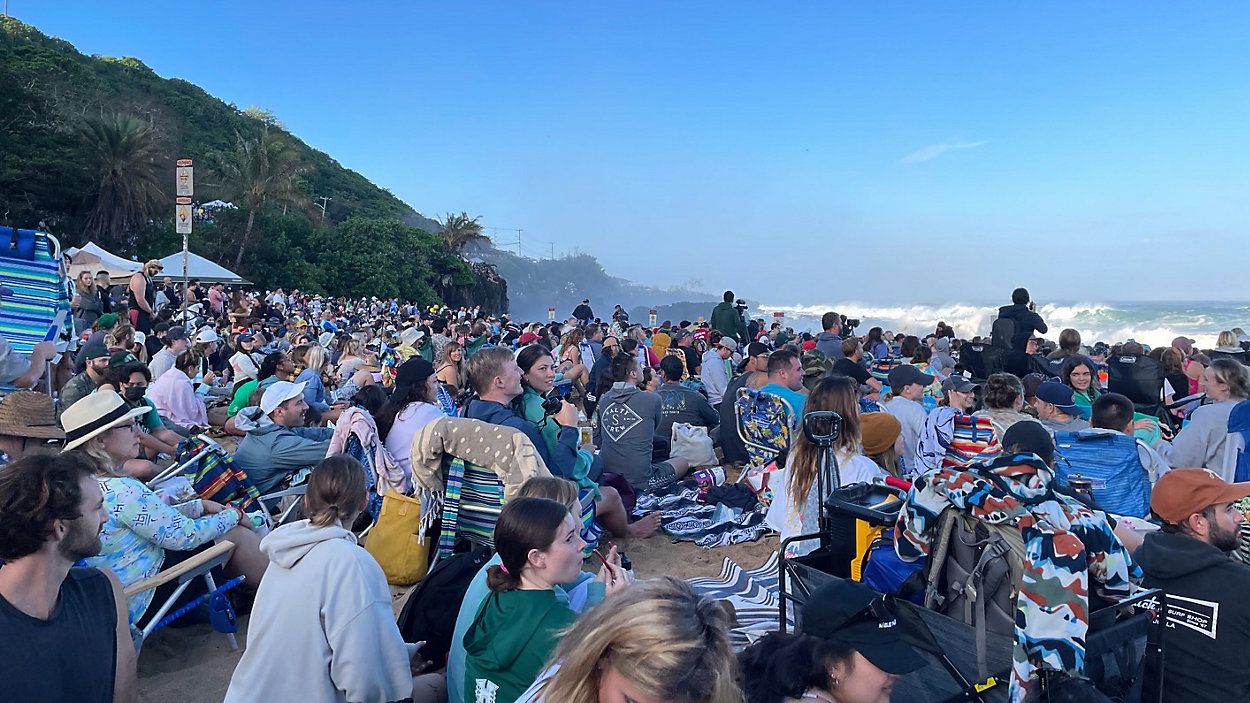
[752,301,1250,350]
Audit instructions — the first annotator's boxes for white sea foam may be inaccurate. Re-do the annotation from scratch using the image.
[753,301,1232,349]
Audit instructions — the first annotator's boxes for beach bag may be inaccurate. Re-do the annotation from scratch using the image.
[671,422,716,466]
[1053,430,1151,517]
[990,316,1015,350]
[735,386,797,469]
[396,543,493,666]
[364,490,431,586]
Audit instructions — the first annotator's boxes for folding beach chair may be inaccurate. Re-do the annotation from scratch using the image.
[125,540,245,651]
[0,228,70,398]
[735,386,797,506]
[436,457,505,559]
[1107,353,1172,427]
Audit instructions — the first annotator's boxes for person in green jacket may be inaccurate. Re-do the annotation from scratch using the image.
[709,290,747,344]
[463,497,626,703]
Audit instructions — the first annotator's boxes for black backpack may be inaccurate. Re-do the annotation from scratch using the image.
[990,316,1016,350]
[396,544,493,665]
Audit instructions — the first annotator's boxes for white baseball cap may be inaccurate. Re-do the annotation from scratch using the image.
[195,327,221,344]
[260,380,306,414]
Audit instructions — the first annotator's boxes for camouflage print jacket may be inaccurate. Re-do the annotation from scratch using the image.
[895,453,1140,703]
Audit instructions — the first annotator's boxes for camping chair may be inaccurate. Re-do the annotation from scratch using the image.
[125,540,244,651]
[779,565,1013,702]
[734,386,797,506]
[0,228,69,398]
[869,356,903,386]
[958,343,997,383]
[436,457,505,559]
[1106,353,1167,421]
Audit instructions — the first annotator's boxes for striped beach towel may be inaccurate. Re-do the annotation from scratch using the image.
[174,438,261,511]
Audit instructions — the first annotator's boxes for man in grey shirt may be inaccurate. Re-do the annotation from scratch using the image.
[593,357,691,493]
[655,356,719,444]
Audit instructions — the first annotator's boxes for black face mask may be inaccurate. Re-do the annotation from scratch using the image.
[123,386,147,402]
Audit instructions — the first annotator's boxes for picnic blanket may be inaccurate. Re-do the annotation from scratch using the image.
[686,553,790,650]
[633,478,771,549]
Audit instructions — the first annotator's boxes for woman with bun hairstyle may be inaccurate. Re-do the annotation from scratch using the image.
[226,455,443,703]
[464,496,625,703]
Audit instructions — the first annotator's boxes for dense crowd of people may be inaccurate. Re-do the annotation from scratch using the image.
[2,277,1250,703]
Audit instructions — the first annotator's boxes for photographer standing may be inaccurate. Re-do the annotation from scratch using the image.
[710,290,748,344]
[814,311,845,360]
[995,287,1048,377]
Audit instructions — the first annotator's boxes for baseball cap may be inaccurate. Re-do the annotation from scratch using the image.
[260,380,307,414]
[746,341,770,357]
[144,259,164,271]
[1151,468,1250,524]
[1001,420,1054,465]
[82,341,110,361]
[237,332,255,343]
[395,357,436,387]
[194,327,220,344]
[718,337,738,352]
[1035,381,1081,415]
[107,351,140,369]
[941,374,980,394]
[165,325,188,343]
[800,579,926,675]
[887,364,931,390]
[96,312,119,329]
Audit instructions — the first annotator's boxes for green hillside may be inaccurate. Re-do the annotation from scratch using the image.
[0,17,481,304]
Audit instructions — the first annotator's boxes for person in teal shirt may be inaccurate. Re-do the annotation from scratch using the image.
[760,347,808,419]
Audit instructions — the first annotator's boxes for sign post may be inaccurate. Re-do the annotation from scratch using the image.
[175,158,193,319]
[548,307,556,322]
[648,308,657,327]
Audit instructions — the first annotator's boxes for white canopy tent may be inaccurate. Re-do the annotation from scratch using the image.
[65,241,142,283]
[158,251,251,285]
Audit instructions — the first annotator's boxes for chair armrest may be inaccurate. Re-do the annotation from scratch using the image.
[123,540,235,598]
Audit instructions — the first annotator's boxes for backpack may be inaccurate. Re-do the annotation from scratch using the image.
[1053,431,1151,517]
[990,316,1016,350]
[923,508,1026,677]
[396,543,493,666]
[734,387,797,507]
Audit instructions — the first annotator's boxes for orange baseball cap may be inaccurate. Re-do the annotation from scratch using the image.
[1151,468,1250,523]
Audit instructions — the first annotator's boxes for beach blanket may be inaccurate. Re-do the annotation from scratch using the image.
[634,478,771,548]
[686,553,791,650]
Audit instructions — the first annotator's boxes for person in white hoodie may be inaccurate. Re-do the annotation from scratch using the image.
[225,455,444,703]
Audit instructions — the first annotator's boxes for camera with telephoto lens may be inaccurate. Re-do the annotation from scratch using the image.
[542,380,574,416]
[802,410,842,448]
[840,314,860,335]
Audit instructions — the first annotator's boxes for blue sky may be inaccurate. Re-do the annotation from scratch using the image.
[17,2,1250,304]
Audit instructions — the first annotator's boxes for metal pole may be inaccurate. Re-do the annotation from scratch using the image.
[516,229,522,257]
[181,230,188,321]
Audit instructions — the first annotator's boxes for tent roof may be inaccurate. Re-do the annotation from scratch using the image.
[65,241,142,282]
[158,251,251,285]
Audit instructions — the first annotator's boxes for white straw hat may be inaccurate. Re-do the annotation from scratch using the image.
[61,390,152,451]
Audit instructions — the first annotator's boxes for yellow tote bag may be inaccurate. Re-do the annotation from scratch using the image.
[364,491,431,586]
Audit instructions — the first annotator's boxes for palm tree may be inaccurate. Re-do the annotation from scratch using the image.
[439,211,488,254]
[78,113,165,252]
[211,129,307,269]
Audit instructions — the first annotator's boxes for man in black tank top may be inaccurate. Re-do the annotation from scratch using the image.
[127,259,163,335]
[0,452,136,702]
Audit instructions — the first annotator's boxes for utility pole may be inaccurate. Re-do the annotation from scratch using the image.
[313,196,331,223]
[549,242,555,260]
[516,228,522,257]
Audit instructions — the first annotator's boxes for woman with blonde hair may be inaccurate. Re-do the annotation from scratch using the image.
[70,391,267,627]
[556,329,590,387]
[766,375,887,557]
[516,577,740,703]
[1161,358,1250,479]
[295,344,343,423]
[1211,330,1247,362]
[71,269,103,333]
[436,341,470,395]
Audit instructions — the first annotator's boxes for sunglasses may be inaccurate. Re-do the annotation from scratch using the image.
[839,595,898,630]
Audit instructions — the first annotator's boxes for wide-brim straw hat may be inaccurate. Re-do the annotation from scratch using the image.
[0,391,65,440]
[61,390,152,451]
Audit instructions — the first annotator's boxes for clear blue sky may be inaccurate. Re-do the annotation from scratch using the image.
[17,2,1250,304]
